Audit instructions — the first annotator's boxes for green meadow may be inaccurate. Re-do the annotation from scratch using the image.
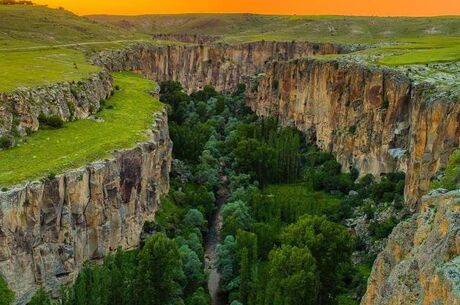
[0,72,163,187]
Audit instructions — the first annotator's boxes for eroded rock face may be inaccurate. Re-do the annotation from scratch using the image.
[0,110,171,304]
[361,189,460,305]
[92,41,354,92]
[0,71,113,138]
[93,42,460,209]
[246,59,460,209]
[153,34,222,44]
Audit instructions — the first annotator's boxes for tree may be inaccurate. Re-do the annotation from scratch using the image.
[0,276,15,305]
[221,201,253,237]
[179,245,205,294]
[183,209,207,231]
[185,288,210,305]
[137,233,184,305]
[28,289,51,305]
[266,245,318,305]
[281,215,353,305]
[216,235,239,292]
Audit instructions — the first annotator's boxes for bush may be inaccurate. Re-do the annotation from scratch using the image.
[38,113,64,129]
[369,216,398,239]
[0,136,13,149]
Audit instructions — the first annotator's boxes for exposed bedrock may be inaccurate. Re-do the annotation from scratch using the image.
[0,71,113,138]
[93,41,460,209]
[361,189,460,305]
[92,41,354,92]
[245,59,460,209]
[0,110,172,304]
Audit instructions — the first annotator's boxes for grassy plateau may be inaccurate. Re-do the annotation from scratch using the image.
[0,72,163,187]
[0,48,99,92]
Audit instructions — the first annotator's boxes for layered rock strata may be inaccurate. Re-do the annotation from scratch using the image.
[0,110,172,304]
[361,189,460,305]
[0,71,113,138]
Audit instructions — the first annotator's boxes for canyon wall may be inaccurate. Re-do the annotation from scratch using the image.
[0,110,172,304]
[92,41,354,92]
[361,189,460,305]
[0,71,113,138]
[94,42,460,209]
[246,58,460,209]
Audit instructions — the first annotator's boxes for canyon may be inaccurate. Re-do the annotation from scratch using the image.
[0,39,459,304]
[0,110,171,304]
[94,41,460,209]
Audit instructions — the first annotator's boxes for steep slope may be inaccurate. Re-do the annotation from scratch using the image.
[0,109,171,304]
[361,189,460,305]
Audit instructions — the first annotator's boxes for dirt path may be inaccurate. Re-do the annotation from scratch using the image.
[204,176,229,305]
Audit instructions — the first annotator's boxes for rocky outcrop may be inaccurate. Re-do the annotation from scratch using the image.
[0,110,172,304]
[245,58,460,209]
[360,189,460,305]
[153,33,222,44]
[92,41,355,92]
[0,71,113,138]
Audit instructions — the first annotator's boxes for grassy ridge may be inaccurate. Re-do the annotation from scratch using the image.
[88,14,460,44]
[0,72,163,187]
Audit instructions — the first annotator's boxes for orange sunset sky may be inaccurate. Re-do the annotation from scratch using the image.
[34,0,460,16]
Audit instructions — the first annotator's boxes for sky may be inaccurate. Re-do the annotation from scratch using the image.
[34,0,460,16]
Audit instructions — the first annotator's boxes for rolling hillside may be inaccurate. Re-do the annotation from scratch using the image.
[87,13,460,44]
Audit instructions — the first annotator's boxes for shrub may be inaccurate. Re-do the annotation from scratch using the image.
[369,216,398,239]
[0,136,13,149]
[38,113,64,129]
[381,97,389,110]
[348,125,357,134]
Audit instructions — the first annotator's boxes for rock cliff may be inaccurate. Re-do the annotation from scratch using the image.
[361,189,460,305]
[93,42,460,209]
[92,41,354,92]
[0,71,113,138]
[0,110,172,304]
[245,58,460,209]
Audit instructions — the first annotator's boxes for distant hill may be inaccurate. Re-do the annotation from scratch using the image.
[87,13,460,44]
[0,5,145,48]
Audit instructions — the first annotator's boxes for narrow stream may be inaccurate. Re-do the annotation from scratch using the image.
[204,176,228,305]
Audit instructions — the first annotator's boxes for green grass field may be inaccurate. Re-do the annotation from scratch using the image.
[0,72,163,187]
[254,183,341,228]
[0,48,100,92]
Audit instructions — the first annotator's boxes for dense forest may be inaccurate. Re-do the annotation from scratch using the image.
[1,82,406,305]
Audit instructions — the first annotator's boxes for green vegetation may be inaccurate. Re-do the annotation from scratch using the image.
[0,275,15,305]
[91,14,460,66]
[432,149,460,190]
[0,48,99,92]
[0,72,163,187]
[90,14,460,45]
[20,80,406,305]
[0,5,144,49]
